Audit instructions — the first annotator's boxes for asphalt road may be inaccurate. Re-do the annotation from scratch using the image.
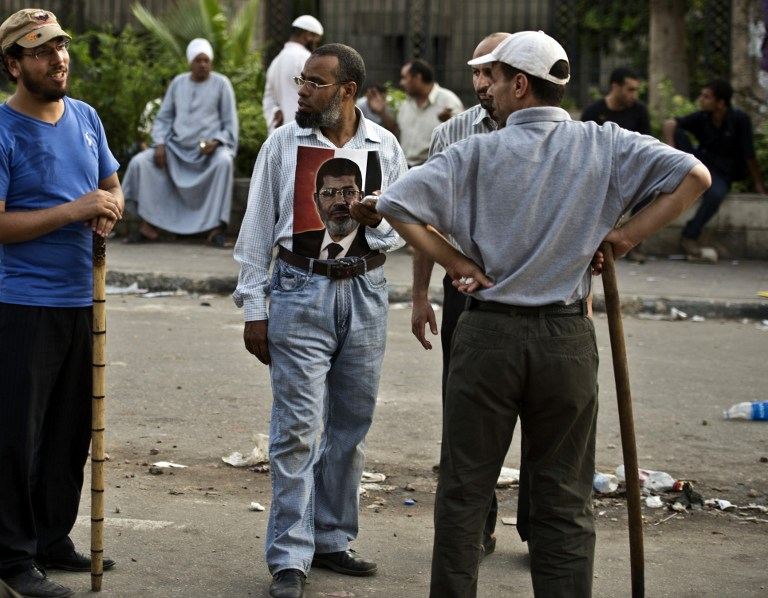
[54,294,768,597]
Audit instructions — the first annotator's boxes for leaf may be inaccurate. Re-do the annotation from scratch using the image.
[131,2,183,58]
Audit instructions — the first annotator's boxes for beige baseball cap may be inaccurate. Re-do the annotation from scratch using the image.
[0,9,70,53]
[467,30,570,85]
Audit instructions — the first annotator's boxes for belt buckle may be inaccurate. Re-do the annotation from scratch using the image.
[329,257,360,280]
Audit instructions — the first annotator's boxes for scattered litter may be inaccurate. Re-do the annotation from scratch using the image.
[645,496,664,509]
[704,499,735,511]
[140,290,187,298]
[360,484,384,492]
[758,291,768,299]
[758,320,768,331]
[404,483,416,492]
[501,516,517,526]
[616,465,676,492]
[148,466,163,475]
[496,467,520,488]
[645,277,657,282]
[151,461,187,469]
[361,471,386,483]
[637,313,667,321]
[723,401,768,421]
[593,472,619,494]
[320,591,356,597]
[654,513,678,525]
[222,434,270,467]
[671,501,687,512]
[739,504,768,513]
[403,498,417,506]
[249,502,265,512]
[105,282,148,295]
[669,307,687,321]
[691,315,705,322]
[699,247,718,263]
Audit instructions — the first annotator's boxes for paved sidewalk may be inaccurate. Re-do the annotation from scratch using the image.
[106,241,768,319]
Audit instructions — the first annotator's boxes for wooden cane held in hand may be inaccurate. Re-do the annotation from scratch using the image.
[599,242,645,598]
[91,235,107,591]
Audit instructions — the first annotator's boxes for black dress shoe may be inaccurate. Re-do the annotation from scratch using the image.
[312,549,377,576]
[38,551,115,573]
[269,568,306,598]
[2,566,73,598]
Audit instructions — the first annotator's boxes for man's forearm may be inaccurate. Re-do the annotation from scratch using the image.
[0,203,77,244]
[747,158,766,193]
[386,219,464,273]
[662,119,678,146]
[412,250,436,300]
[620,164,711,246]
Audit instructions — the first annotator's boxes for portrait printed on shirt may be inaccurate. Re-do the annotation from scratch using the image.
[292,146,382,259]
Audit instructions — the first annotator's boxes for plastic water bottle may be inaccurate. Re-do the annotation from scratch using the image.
[593,472,619,493]
[616,465,676,492]
[723,401,768,421]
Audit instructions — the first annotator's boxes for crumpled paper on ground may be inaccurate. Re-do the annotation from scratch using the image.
[222,434,269,467]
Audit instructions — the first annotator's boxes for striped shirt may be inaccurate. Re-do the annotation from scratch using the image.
[428,103,497,157]
[233,110,408,321]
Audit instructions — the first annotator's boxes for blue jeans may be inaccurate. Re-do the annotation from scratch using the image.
[681,170,731,240]
[265,258,388,574]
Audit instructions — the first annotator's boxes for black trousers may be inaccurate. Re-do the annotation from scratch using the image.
[0,303,92,576]
[432,307,598,598]
[440,277,530,543]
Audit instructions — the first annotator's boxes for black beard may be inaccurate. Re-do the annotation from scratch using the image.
[21,70,67,101]
[295,89,342,129]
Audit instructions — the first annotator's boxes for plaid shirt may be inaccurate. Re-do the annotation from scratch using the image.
[233,111,408,321]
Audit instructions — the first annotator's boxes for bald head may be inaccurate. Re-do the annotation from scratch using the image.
[471,32,511,123]
[473,32,511,60]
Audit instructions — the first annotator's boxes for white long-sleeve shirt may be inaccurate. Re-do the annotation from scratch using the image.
[233,110,408,321]
[262,41,310,134]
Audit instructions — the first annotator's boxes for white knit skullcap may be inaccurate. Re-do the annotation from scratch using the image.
[186,38,213,63]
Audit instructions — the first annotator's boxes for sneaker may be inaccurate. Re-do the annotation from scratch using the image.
[2,566,73,598]
[680,237,702,259]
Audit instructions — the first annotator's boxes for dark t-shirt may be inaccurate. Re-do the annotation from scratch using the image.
[675,109,755,180]
[580,99,651,135]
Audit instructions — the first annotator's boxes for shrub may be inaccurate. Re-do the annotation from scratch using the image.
[68,27,180,169]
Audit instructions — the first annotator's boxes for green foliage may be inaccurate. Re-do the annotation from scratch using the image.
[131,0,259,69]
[648,79,697,138]
[68,27,180,168]
[227,54,267,175]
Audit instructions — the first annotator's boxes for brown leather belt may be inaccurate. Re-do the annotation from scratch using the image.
[278,246,386,280]
[467,297,588,317]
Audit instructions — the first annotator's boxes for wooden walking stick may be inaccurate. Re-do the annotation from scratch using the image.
[599,242,644,598]
[91,234,107,591]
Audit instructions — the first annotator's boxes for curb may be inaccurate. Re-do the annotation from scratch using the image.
[106,271,768,321]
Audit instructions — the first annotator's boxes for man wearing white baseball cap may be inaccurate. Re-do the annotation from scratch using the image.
[377,30,710,597]
[263,15,324,134]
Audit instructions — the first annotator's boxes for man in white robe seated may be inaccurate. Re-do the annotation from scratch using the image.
[122,38,238,247]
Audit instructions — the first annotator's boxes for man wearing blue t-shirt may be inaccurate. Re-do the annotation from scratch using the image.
[0,9,123,598]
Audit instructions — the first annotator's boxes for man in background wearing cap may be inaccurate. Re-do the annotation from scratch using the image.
[122,38,238,247]
[263,15,323,135]
[377,30,710,597]
[0,9,123,597]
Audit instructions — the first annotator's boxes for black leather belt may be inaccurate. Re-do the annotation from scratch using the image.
[278,246,386,280]
[467,297,587,317]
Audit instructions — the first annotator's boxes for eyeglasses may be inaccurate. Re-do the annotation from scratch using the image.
[317,187,362,201]
[22,40,70,62]
[293,76,343,91]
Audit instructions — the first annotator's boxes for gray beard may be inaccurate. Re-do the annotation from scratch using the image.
[325,216,358,239]
[295,88,343,129]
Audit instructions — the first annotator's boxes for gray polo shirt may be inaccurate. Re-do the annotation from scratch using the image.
[378,106,701,306]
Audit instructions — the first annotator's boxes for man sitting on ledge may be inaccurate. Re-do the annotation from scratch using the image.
[122,38,238,247]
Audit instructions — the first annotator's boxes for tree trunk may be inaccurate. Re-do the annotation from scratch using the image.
[731,0,766,125]
[648,0,690,117]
